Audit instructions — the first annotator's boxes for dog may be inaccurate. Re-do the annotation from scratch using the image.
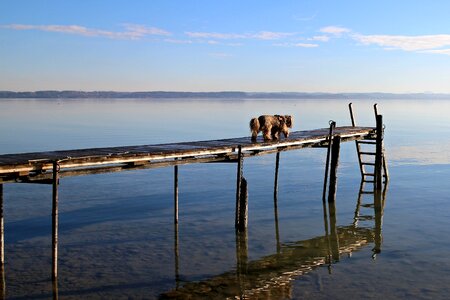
[250,115,293,141]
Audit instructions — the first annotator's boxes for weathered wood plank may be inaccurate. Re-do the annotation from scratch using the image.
[0,127,375,181]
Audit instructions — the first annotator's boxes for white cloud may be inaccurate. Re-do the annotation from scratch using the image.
[353,33,450,51]
[164,39,193,44]
[295,43,319,48]
[1,23,171,39]
[185,31,296,40]
[421,48,450,55]
[309,35,330,42]
[319,26,351,36]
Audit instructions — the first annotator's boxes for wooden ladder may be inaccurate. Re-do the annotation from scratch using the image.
[349,103,389,185]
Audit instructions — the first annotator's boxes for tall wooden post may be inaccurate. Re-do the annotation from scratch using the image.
[322,121,336,202]
[174,222,180,289]
[375,115,383,190]
[0,184,5,300]
[328,136,341,203]
[237,178,248,232]
[235,146,243,229]
[274,152,280,199]
[0,184,4,266]
[174,165,179,224]
[52,161,59,280]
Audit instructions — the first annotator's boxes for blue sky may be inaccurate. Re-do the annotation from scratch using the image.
[2,0,450,92]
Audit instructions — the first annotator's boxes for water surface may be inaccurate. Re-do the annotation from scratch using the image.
[0,98,449,299]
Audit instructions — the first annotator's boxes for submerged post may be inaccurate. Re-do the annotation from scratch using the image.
[375,115,383,190]
[52,161,59,280]
[174,165,179,224]
[328,136,341,203]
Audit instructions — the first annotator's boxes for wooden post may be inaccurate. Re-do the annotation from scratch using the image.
[237,178,248,232]
[0,184,4,300]
[235,146,243,229]
[322,121,336,202]
[52,276,59,300]
[328,136,341,203]
[52,161,59,280]
[0,184,4,266]
[274,152,280,199]
[375,115,383,190]
[348,102,356,127]
[174,165,179,224]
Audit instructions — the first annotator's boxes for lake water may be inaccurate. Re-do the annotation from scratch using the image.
[0,98,449,299]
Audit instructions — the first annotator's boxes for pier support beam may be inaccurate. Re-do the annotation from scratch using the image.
[52,161,59,280]
[174,165,179,224]
[235,146,248,231]
[0,184,5,299]
[322,121,336,202]
[328,136,341,203]
[375,115,383,190]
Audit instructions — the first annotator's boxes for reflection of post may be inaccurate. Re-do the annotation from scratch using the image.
[235,229,248,297]
[328,136,341,203]
[174,223,180,288]
[273,193,281,254]
[353,181,365,227]
[373,182,387,257]
[328,200,340,261]
[52,161,59,280]
[174,165,179,224]
[52,276,59,300]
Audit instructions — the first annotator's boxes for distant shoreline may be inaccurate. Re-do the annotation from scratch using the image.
[1,90,450,99]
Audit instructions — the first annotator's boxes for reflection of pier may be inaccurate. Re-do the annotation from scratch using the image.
[0,104,388,298]
[161,181,388,299]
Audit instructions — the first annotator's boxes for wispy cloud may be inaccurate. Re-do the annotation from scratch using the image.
[309,35,330,42]
[353,33,450,51]
[1,23,171,39]
[274,42,319,48]
[185,31,296,40]
[319,26,351,36]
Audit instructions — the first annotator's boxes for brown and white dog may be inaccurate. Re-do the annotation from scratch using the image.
[250,115,293,141]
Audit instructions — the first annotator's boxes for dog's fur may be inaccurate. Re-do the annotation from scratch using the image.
[250,115,293,141]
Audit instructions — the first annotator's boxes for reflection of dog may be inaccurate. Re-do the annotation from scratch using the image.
[250,115,293,141]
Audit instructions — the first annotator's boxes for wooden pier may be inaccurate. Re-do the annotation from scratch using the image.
[0,104,388,291]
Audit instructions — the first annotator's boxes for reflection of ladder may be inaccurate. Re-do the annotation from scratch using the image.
[349,103,389,185]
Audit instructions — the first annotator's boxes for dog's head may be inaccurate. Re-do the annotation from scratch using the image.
[284,115,293,128]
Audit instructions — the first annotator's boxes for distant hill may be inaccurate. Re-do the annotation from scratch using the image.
[1,90,449,99]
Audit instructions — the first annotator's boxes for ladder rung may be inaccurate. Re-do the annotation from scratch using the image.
[357,141,377,145]
[363,180,375,183]
[361,162,375,166]
[363,173,375,177]
[360,152,376,155]
[361,191,374,194]
[362,204,374,208]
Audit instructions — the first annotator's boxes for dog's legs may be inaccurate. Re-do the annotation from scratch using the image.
[263,127,272,141]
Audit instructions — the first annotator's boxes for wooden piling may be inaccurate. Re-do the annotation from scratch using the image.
[375,115,383,190]
[237,178,248,232]
[0,184,4,266]
[328,136,341,203]
[274,152,280,199]
[52,161,59,280]
[328,198,340,261]
[174,165,179,224]
[235,146,243,229]
[0,184,4,300]
[322,121,336,202]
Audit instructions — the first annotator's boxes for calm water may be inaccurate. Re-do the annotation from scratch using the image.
[0,98,449,299]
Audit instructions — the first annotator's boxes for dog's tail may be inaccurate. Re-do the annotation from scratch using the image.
[250,117,260,141]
